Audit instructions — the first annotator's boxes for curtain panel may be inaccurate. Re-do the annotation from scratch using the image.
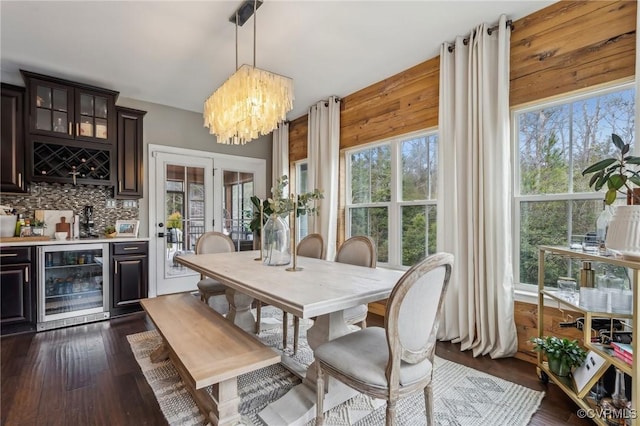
[436,14,517,358]
[272,122,290,188]
[307,97,340,260]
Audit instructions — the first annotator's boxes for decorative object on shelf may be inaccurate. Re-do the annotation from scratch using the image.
[115,220,139,238]
[31,218,46,236]
[249,175,323,267]
[531,335,587,377]
[203,0,293,145]
[104,225,116,238]
[572,351,607,394]
[582,133,640,259]
[582,133,640,205]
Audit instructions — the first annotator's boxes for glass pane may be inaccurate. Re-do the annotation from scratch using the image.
[52,111,67,133]
[401,205,437,267]
[350,207,388,263]
[370,146,391,202]
[95,97,108,119]
[79,118,93,137]
[95,118,107,139]
[518,104,570,195]
[166,181,183,191]
[223,171,254,251]
[36,86,51,108]
[402,137,428,201]
[80,94,94,116]
[350,150,370,203]
[36,108,51,131]
[297,163,309,239]
[519,199,601,287]
[52,89,66,111]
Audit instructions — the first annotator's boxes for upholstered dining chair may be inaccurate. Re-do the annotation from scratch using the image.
[315,252,454,426]
[336,235,377,328]
[256,233,325,354]
[195,232,236,312]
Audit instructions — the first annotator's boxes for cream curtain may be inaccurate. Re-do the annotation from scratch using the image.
[307,96,340,260]
[436,15,517,358]
[272,122,290,187]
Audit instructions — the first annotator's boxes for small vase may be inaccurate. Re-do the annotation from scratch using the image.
[548,357,570,377]
[262,215,291,266]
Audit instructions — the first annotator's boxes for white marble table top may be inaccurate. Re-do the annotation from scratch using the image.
[176,250,404,319]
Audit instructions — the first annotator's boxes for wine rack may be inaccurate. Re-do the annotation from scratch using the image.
[32,141,113,185]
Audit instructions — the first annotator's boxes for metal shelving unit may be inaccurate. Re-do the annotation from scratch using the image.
[537,246,638,426]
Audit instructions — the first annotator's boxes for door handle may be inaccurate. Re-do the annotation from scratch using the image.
[158,232,165,238]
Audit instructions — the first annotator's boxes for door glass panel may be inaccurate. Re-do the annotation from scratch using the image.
[52,89,67,111]
[80,94,94,116]
[80,117,93,137]
[164,164,206,277]
[52,111,67,133]
[95,118,107,139]
[223,171,254,251]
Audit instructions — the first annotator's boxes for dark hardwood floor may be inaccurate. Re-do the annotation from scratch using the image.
[1,312,591,426]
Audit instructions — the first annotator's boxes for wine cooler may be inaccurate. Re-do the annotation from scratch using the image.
[37,243,110,331]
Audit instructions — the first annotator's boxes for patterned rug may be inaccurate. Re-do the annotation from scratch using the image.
[127,308,544,426]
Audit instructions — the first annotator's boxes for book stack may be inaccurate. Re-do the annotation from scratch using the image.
[611,342,633,365]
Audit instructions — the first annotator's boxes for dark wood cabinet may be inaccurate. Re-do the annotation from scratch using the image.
[1,83,27,193]
[111,242,148,316]
[116,107,146,199]
[0,246,36,335]
[22,70,118,145]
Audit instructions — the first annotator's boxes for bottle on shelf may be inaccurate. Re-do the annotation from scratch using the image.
[580,261,595,287]
[596,201,613,252]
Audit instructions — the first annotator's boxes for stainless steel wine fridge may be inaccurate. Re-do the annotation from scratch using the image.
[37,243,110,331]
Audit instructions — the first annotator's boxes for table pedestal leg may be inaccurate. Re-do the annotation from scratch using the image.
[225,288,256,333]
[258,310,358,426]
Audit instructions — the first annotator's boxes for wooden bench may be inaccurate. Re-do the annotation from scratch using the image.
[140,293,281,426]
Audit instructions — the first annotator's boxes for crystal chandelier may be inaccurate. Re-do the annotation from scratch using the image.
[204,0,294,145]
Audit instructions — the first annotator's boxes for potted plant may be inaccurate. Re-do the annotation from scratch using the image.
[104,225,116,238]
[582,133,640,259]
[531,336,587,377]
[31,218,46,236]
[582,133,640,205]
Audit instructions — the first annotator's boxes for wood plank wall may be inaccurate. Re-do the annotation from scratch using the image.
[289,0,636,362]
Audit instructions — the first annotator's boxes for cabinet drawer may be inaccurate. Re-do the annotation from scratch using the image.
[0,247,32,264]
[112,241,147,255]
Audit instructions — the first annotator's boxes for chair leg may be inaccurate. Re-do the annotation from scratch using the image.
[424,383,434,425]
[282,312,289,349]
[316,362,325,425]
[386,399,397,426]
[293,316,300,355]
[255,301,262,334]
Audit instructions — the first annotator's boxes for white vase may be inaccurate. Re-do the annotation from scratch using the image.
[262,215,291,266]
[605,205,640,260]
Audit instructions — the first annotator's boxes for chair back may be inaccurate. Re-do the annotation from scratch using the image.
[195,231,235,255]
[335,236,376,268]
[385,252,453,376]
[297,233,324,259]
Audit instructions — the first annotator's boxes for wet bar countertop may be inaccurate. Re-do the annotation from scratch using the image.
[0,236,149,247]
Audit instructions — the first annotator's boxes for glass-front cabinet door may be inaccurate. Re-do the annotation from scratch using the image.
[75,89,111,142]
[29,78,74,140]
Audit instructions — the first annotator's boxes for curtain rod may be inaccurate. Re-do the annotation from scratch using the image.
[311,96,342,109]
[447,19,513,53]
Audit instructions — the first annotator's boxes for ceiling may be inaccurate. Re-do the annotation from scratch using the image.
[0,1,555,121]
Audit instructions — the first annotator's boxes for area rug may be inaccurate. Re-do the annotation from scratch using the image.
[127,309,544,426]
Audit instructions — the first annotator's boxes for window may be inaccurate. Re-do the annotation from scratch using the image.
[514,83,635,290]
[295,161,309,240]
[346,130,438,268]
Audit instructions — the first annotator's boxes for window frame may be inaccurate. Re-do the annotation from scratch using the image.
[345,128,438,269]
[511,80,636,292]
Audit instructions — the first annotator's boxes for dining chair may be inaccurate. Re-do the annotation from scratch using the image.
[256,233,324,354]
[335,235,377,328]
[195,232,236,311]
[315,252,454,426]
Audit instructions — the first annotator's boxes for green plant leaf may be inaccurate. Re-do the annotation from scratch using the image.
[605,189,618,205]
[612,133,625,151]
[608,174,626,190]
[621,144,630,156]
[582,158,617,175]
[629,176,640,187]
[625,156,640,165]
[588,172,601,188]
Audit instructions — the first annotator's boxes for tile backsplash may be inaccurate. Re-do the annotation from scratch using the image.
[0,182,138,233]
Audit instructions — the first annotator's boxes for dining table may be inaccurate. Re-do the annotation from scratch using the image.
[176,250,404,426]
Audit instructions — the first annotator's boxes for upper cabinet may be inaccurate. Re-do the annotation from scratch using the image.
[1,83,27,193]
[22,70,118,145]
[116,107,146,199]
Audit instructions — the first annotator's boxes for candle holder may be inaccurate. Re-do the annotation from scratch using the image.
[286,195,303,272]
